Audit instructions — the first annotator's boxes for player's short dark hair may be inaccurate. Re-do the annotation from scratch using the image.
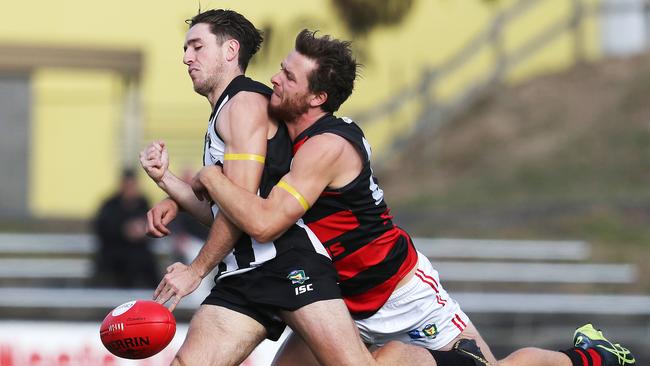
[295,29,358,113]
[188,9,263,72]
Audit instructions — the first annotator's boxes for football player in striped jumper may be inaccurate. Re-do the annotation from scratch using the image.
[140,9,437,366]
[192,29,636,366]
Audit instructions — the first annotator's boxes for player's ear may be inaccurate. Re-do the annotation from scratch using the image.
[225,39,240,63]
[309,91,327,108]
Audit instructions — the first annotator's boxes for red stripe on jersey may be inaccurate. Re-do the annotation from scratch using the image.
[587,349,602,366]
[292,136,309,155]
[416,269,440,288]
[320,191,341,197]
[333,228,401,280]
[380,209,393,221]
[307,210,359,245]
[343,242,418,314]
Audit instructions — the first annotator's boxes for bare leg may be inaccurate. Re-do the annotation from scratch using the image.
[278,299,435,366]
[442,322,573,366]
[499,348,572,366]
[372,341,438,366]
[171,305,267,366]
[272,331,321,366]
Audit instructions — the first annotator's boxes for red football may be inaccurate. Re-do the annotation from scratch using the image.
[100,300,176,359]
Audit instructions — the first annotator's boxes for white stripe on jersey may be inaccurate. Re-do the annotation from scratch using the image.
[296,219,330,259]
[204,95,229,167]
[217,238,278,280]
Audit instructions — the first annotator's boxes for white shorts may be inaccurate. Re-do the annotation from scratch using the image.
[354,251,470,350]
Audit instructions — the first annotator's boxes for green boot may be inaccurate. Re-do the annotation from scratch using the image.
[573,324,636,366]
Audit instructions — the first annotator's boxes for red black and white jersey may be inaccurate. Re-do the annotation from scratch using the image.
[293,114,418,318]
[203,76,328,280]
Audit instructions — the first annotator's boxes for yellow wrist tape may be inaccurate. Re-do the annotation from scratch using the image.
[224,153,265,163]
[277,180,310,211]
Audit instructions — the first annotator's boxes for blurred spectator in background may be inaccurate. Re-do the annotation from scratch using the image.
[91,168,159,288]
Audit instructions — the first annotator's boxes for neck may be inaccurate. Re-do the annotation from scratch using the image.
[286,109,328,140]
[207,68,243,108]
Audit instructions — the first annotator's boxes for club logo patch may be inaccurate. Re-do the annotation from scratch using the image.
[408,329,423,339]
[423,324,438,339]
[287,269,310,285]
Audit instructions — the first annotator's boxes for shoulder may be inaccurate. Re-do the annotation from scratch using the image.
[218,91,270,133]
[223,92,269,120]
[229,91,269,111]
[297,133,349,162]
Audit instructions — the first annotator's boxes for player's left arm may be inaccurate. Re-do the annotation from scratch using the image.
[198,133,345,243]
[187,93,268,276]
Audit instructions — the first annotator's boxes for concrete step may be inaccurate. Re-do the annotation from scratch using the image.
[414,238,590,261]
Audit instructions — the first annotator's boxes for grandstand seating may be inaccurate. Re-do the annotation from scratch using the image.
[1,233,648,358]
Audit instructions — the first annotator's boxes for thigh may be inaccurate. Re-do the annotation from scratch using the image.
[356,251,470,350]
[272,331,321,366]
[175,304,267,366]
[281,299,375,366]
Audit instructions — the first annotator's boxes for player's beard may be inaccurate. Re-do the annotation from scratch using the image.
[192,60,223,97]
[269,92,310,123]
[193,72,220,97]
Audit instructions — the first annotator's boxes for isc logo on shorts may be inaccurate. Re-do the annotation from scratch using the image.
[295,283,314,295]
[288,269,314,296]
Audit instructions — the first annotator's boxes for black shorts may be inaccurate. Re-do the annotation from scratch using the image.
[202,249,341,341]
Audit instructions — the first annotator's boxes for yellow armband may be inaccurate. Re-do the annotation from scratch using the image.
[224,153,265,163]
[277,180,310,211]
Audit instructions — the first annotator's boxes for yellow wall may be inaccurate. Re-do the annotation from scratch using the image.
[0,0,602,218]
[29,70,121,217]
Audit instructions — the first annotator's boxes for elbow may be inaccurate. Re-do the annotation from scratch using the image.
[251,231,279,244]
[250,223,282,243]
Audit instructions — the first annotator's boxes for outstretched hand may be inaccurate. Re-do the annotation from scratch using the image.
[153,262,202,312]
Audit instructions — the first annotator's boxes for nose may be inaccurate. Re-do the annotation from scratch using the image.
[270,72,281,86]
[183,49,193,66]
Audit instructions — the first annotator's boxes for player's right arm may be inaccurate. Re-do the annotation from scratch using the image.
[140,141,213,228]
[197,133,361,243]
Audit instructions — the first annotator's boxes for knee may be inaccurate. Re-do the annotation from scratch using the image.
[374,341,437,365]
[379,340,403,350]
